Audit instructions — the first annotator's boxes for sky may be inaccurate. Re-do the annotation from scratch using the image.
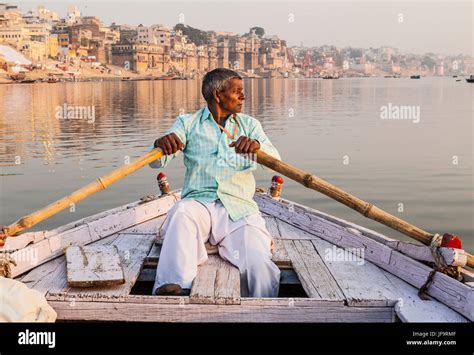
[14,0,473,56]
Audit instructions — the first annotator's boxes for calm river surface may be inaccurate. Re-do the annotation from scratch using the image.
[0,77,472,252]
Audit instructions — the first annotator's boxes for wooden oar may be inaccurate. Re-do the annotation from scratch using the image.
[255,150,474,268]
[2,147,472,268]
[0,148,165,242]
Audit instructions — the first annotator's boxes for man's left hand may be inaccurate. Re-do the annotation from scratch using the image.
[229,136,260,154]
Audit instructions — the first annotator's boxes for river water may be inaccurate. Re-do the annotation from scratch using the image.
[0,77,472,252]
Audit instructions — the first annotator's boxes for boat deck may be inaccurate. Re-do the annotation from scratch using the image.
[12,191,472,322]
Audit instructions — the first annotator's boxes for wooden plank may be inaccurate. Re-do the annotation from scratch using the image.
[384,251,474,321]
[9,193,177,278]
[382,271,468,323]
[20,234,122,296]
[50,191,178,235]
[190,255,240,305]
[85,194,176,241]
[9,224,93,278]
[47,232,155,298]
[256,193,474,321]
[49,300,394,322]
[46,294,337,307]
[272,239,291,268]
[66,245,125,287]
[275,219,316,240]
[3,230,45,251]
[283,239,345,301]
[144,243,161,266]
[255,192,398,245]
[387,240,433,262]
[47,293,190,305]
[240,298,343,307]
[262,215,279,238]
[284,222,467,320]
[119,214,167,235]
[261,195,471,275]
[309,237,399,307]
[20,255,68,296]
[262,215,291,267]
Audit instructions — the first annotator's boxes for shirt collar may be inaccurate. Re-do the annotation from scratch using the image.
[201,106,237,124]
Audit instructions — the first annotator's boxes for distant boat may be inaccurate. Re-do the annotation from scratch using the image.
[8,72,26,81]
[410,75,421,79]
[466,75,474,83]
[323,75,339,79]
[452,75,458,78]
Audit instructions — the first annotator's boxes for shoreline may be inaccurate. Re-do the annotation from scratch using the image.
[0,74,465,85]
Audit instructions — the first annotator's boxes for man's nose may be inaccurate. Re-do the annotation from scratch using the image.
[240,93,245,100]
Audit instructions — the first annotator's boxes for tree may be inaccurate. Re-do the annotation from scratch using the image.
[249,27,265,38]
[174,23,209,46]
[349,48,363,58]
[422,55,436,70]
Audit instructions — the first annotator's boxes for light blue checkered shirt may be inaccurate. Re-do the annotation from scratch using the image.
[149,106,280,221]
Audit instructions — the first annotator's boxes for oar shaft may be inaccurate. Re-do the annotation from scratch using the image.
[3,148,164,237]
[256,150,474,268]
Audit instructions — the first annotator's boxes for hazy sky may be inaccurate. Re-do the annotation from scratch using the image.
[15,0,473,55]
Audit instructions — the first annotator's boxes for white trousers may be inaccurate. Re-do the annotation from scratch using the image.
[153,199,281,297]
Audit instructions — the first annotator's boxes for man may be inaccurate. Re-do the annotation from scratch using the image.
[149,68,281,297]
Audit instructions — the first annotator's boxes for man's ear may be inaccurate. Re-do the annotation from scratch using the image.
[213,90,220,104]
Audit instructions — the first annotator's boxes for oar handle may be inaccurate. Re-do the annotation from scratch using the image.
[255,150,474,268]
[1,148,164,239]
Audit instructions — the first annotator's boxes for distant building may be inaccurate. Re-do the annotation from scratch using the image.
[217,35,229,68]
[137,24,171,46]
[436,62,445,76]
[111,43,169,73]
[67,5,81,24]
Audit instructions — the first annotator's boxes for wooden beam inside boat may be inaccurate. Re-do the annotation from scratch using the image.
[46,296,394,323]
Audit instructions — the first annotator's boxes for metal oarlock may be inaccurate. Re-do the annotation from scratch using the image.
[269,175,284,199]
[157,172,171,195]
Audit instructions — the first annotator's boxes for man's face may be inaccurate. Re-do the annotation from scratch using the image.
[218,78,245,114]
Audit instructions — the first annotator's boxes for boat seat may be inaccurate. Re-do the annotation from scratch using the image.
[189,254,241,305]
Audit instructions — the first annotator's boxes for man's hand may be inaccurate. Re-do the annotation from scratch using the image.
[154,133,184,155]
[229,136,260,154]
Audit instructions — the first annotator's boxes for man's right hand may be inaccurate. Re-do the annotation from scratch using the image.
[154,133,185,155]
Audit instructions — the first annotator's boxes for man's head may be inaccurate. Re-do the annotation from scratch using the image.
[202,68,245,114]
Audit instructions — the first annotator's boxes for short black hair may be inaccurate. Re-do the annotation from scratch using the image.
[202,68,242,102]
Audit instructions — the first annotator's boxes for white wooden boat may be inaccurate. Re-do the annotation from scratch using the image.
[8,189,473,323]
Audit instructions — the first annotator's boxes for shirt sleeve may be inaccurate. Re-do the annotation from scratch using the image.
[149,115,187,169]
